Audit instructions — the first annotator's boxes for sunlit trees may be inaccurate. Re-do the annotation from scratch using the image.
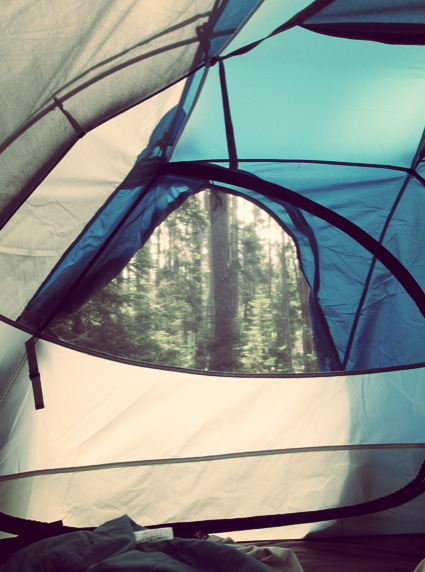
[46,190,318,373]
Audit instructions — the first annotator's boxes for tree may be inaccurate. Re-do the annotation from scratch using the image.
[274,234,294,372]
[208,189,236,371]
[241,287,275,373]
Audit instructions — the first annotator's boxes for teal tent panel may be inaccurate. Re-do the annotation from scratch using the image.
[172,26,425,167]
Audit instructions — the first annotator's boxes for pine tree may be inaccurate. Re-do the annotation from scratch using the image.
[241,287,275,373]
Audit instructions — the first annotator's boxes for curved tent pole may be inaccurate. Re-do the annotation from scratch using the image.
[162,161,425,322]
[153,459,425,536]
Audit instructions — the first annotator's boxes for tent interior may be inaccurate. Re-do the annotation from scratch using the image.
[1,0,425,570]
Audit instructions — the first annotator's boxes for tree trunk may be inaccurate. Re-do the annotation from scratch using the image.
[209,189,235,371]
[193,199,207,369]
[278,237,293,371]
[296,266,316,371]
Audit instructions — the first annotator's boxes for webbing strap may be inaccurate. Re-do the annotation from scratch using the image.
[25,337,44,410]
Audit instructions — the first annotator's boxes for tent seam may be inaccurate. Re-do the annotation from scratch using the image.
[2,443,424,482]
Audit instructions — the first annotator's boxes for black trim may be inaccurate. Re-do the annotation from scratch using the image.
[187,158,425,187]
[191,157,416,171]
[0,511,76,539]
[222,0,337,60]
[161,162,425,321]
[302,22,425,46]
[148,460,425,536]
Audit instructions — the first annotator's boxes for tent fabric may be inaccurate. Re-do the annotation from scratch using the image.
[0,338,425,535]
[1,0,425,544]
[0,82,186,321]
[18,160,425,371]
[2,0,424,371]
[0,0,258,229]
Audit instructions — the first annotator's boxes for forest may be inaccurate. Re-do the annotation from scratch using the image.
[46,190,318,374]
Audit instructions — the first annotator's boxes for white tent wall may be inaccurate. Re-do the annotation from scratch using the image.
[0,336,424,537]
[0,82,184,321]
[0,323,31,455]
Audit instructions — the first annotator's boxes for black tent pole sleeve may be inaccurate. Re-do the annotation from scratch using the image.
[0,512,81,540]
[148,460,425,537]
[25,337,44,410]
[161,162,425,321]
[1,460,424,539]
[301,22,425,46]
[217,58,238,170]
[223,0,337,60]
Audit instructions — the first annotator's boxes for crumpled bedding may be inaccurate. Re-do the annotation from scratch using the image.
[232,543,304,572]
[206,534,304,572]
[0,515,303,572]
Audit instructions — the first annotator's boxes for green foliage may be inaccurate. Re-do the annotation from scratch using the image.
[46,191,318,373]
[240,287,275,373]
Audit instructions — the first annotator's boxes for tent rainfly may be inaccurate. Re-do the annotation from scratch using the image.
[1,0,425,566]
